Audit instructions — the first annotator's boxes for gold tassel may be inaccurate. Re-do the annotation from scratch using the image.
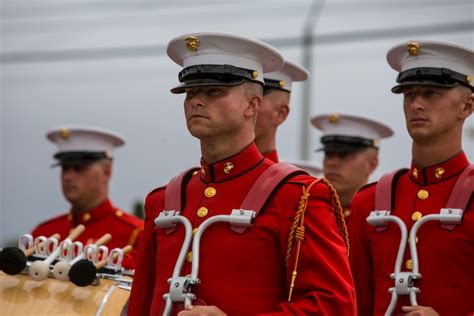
[286,178,349,302]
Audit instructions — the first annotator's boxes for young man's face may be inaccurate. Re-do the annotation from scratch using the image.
[323,149,377,201]
[183,85,255,140]
[60,161,110,208]
[402,85,472,143]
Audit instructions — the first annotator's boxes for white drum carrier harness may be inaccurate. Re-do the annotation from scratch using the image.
[154,163,306,316]
[367,164,474,316]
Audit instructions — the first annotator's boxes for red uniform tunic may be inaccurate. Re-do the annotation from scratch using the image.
[129,143,355,316]
[262,149,279,163]
[348,151,474,316]
[31,198,144,269]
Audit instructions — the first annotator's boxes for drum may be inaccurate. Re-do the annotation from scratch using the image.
[0,271,130,315]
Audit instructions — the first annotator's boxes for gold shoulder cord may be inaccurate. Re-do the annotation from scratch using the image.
[286,178,349,302]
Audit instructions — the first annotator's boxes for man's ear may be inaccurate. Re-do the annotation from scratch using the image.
[245,94,262,118]
[274,103,289,125]
[367,154,379,175]
[460,94,473,120]
[101,160,113,181]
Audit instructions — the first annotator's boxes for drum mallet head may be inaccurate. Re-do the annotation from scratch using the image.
[29,260,51,281]
[68,259,97,287]
[52,261,72,281]
[0,247,27,275]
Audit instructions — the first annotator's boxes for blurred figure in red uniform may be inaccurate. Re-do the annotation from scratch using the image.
[349,41,473,316]
[31,126,144,269]
[128,32,355,316]
[311,113,393,222]
[255,59,309,163]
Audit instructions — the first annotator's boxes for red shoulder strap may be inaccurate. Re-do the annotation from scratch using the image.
[375,169,407,212]
[232,162,307,233]
[446,164,474,210]
[164,167,200,212]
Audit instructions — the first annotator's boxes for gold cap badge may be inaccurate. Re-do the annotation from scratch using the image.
[328,113,340,124]
[278,80,285,88]
[59,128,70,140]
[252,70,259,79]
[466,76,472,84]
[185,36,200,52]
[407,42,420,56]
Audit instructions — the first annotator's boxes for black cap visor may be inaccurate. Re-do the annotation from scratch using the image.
[316,135,377,153]
[392,67,472,94]
[171,64,262,94]
[171,78,247,94]
[263,78,291,94]
[52,151,108,167]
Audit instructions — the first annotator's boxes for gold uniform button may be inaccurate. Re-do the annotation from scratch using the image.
[344,210,351,218]
[417,189,429,200]
[412,168,418,178]
[192,228,198,235]
[186,251,193,263]
[192,170,198,176]
[115,210,123,217]
[82,213,91,222]
[406,259,413,270]
[197,207,208,218]
[204,187,217,198]
[411,211,423,222]
[435,167,445,179]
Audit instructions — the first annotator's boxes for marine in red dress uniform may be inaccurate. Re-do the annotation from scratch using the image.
[31,125,144,269]
[129,32,355,316]
[311,113,393,226]
[350,152,473,315]
[32,198,143,269]
[348,41,474,316]
[255,60,309,164]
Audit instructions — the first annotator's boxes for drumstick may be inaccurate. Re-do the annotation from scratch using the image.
[69,245,132,287]
[53,233,112,281]
[29,225,85,281]
[0,233,60,276]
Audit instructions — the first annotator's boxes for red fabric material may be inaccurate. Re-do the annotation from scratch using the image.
[348,151,474,316]
[263,149,279,163]
[129,143,355,316]
[31,198,144,269]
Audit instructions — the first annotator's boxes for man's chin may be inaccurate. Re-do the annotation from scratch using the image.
[63,192,79,203]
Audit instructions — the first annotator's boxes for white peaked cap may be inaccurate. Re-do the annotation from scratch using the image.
[311,113,393,152]
[46,125,125,161]
[387,40,473,93]
[167,32,284,93]
[264,59,309,92]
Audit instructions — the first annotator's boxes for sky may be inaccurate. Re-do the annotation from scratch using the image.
[1,0,473,245]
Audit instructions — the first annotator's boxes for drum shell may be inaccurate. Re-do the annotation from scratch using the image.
[0,271,129,315]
